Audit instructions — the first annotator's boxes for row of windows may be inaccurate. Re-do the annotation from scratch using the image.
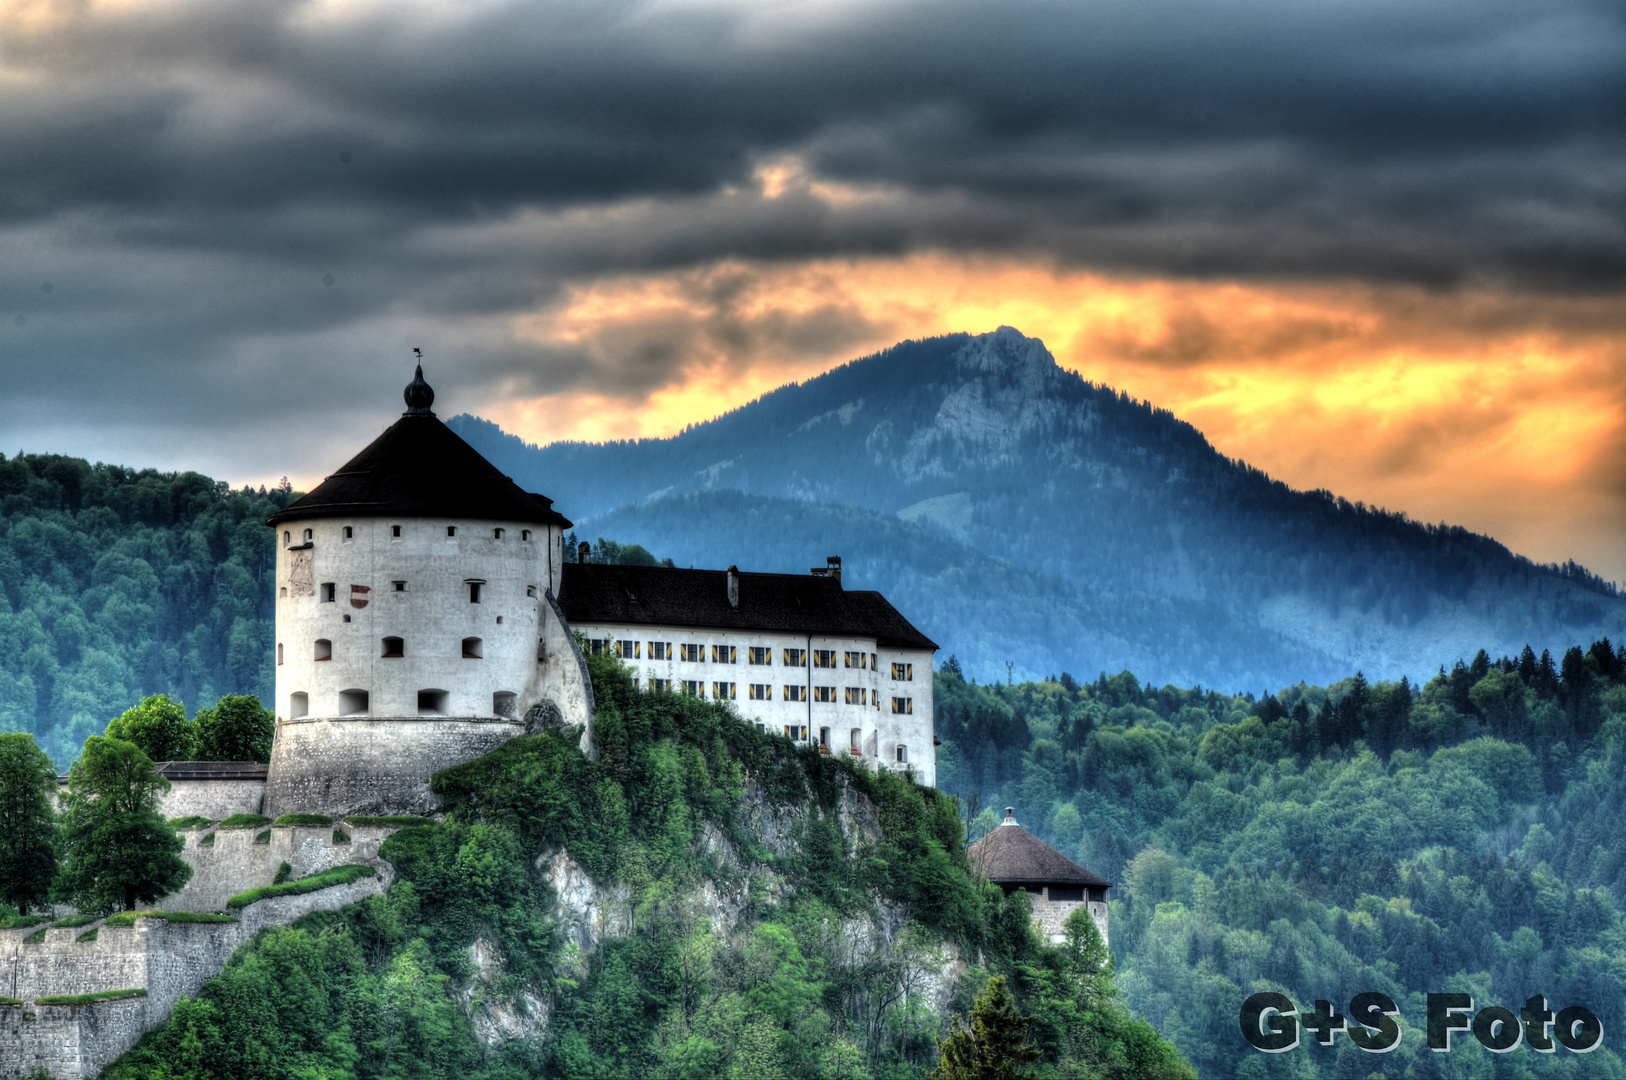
[286,689,518,719]
[652,678,910,712]
[278,637,486,663]
[284,526,539,546]
[767,723,912,763]
[295,581,538,603]
[588,639,912,680]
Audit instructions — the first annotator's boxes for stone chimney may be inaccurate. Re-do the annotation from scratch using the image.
[810,555,842,585]
[578,541,590,565]
[1002,807,1019,826]
[727,565,739,609]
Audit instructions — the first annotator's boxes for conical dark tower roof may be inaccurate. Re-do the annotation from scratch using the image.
[267,365,571,528]
[967,808,1112,887]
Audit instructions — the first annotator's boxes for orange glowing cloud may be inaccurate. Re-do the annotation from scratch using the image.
[486,253,1626,580]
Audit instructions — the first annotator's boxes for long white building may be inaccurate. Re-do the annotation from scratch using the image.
[561,555,939,787]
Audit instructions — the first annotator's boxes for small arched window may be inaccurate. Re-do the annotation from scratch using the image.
[289,692,308,719]
[381,637,404,658]
[493,691,517,717]
[493,528,504,539]
[521,529,532,541]
[314,639,332,661]
[467,581,483,604]
[276,643,284,666]
[526,585,537,598]
[283,531,290,546]
[462,637,483,659]
[304,528,313,542]
[447,526,457,537]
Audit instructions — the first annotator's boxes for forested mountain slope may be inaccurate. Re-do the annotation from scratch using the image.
[452,327,1626,689]
[933,640,1626,1078]
[0,454,283,763]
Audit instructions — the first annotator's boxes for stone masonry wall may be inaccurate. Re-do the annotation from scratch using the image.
[158,779,266,822]
[1030,894,1110,949]
[160,823,400,913]
[0,838,395,1078]
[264,715,524,816]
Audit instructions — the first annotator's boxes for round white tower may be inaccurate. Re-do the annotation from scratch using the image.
[263,366,593,815]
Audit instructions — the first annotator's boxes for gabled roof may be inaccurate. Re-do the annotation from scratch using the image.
[967,809,1112,887]
[557,563,938,650]
[267,368,570,528]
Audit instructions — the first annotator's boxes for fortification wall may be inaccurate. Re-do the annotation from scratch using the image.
[161,823,399,913]
[159,778,266,821]
[0,865,390,1079]
[264,715,525,816]
[1030,896,1110,948]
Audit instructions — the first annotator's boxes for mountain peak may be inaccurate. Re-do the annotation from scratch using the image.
[953,327,1063,388]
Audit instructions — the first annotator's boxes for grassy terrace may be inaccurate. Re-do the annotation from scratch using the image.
[226,865,375,909]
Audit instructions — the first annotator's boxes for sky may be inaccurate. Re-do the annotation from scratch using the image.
[2,0,1624,580]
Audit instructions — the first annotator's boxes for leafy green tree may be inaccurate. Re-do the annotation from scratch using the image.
[105,693,194,762]
[54,736,190,912]
[0,733,59,914]
[192,693,274,762]
[932,975,1041,1080]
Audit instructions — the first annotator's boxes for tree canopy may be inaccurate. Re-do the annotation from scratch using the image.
[0,731,59,915]
[54,735,190,913]
[193,693,274,763]
[105,693,194,762]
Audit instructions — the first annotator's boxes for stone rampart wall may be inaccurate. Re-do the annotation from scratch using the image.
[159,779,266,822]
[0,868,389,1079]
[264,715,524,816]
[160,823,398,913]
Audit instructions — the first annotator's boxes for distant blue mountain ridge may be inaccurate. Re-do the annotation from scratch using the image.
[449,327,1626,691]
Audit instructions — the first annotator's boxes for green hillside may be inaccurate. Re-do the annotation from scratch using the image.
[105,652,1192,1079]
[0,453,284,764]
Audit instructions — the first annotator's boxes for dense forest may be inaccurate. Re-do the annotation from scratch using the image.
[104,651,1192,1079]
[453,328,1626,688]
[0,453,283,765]
[933,641,1626,1077]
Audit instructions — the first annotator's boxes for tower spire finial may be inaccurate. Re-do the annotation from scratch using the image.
[404,351,435,415]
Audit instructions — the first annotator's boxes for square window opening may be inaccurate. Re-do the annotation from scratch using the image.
[417,689,449,717]
[462,637,483,659]
[339,689,370,717]
[289,692,308,719]
[493,691,518,718]
[381,636,404,658]
[314,639,332,661]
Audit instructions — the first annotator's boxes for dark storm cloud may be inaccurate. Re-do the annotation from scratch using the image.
[1,0,1624,478]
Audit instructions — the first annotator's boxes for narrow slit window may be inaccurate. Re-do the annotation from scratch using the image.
[896,745,908,764]
[381,636,404,658]
[276,643,284,665]
[283,530,291,546]
[314,639,332,661]
[304,528,313,542]
[462,637,483,659]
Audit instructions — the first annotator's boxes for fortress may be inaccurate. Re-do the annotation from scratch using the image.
[1,365,941,1078]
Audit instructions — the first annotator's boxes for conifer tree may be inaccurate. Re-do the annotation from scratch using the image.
[932,975,1041,1080]
[54,737,190,913]
[0,733,60,915]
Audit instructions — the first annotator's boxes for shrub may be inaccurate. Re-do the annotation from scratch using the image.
[77,929,97,942]
[226,865,375,909]
[273,862,292,885]
[332,830,350,844]
[217,814,272,829]
[273,813,332,827]
[254,831,270,844]
[0,996,19,1005]
[37,989,147,1005]
[199,832,216,846]
[167,816,213,830]
[343,815,433,828]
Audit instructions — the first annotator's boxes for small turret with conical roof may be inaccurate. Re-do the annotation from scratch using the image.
[968,807,1112,946]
